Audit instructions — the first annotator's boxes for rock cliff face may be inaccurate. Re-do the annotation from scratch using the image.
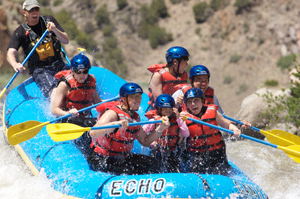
[1,0,300,118]
[0,5,11,68]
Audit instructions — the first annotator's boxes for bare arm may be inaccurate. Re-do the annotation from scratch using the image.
[149,72,162,101]
[89,110,128,138]
[7,48,26,72]
[92,91,102,104]
[137,117,170,146]
[47,22,69,44]
[216,111,241,137]
[51,81,74,117]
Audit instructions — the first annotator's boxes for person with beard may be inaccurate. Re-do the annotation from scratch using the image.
[7,0,69,99]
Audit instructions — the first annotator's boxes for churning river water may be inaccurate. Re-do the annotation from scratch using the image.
[0,123,300,199]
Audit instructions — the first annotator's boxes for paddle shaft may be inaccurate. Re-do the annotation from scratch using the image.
[186,117,300,157]
[60,46,71,67]
[50,96,120,124]
[222,114,297,146]
[53,120,162,134]
[91,120,162,130]
[222,114,260,132]
[0,29,49,99]
[187,117,276,147]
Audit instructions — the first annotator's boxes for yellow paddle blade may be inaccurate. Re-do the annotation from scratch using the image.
[264,129,300,146]
[47,123,91,142]
[278,145,300,164]
[7,121,49,146]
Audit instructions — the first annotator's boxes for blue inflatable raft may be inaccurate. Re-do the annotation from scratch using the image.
[2,66,268,199]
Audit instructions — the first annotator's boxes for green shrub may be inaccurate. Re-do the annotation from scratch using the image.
[41,8,53,16]
[54,9,78,40]
[151,0,169,18]
[276,54,294,70]
[137,21,151,39]
[193,2,210,23]
[243,22,250,33]
[264,79,279,87]
[39,0,50,6]
[95,4,110,27]
[84,21,95,34]
[103,36,118,51]
[195,27,201,35]
[234,0,253,14]
[73,0,96,8]
[101,37,128,78]
[102,25,114,37]
[261,57,300,134]
[53,0,63,6]
[223,75,233,84]
[137,1,172,46]
[229,54,241,63]
[117,0,128,10]
[75,31,97,51]
[140,4,159,26]
[170,0,182,4]
[210,0,229,11]
[236,83,248,95]
[148,26,173,49]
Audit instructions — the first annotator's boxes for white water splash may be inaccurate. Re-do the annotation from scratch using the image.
[1,123,300,199]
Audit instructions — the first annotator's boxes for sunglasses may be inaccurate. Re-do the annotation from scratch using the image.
[27,7,40,12]
[73,69,89,74]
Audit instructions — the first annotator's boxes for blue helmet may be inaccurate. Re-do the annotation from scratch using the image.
[165,46,189,63]
[155,94,175,108]
[119,82,143,97]
[71,54,91,70]
[189,65,210,79]
[183,88,205,104]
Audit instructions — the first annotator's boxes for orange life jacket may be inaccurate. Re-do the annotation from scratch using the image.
[54,70,97,116]
[92,105,140,157]
[145,110,180,152]
[147,64,188,106]
[185,105,224,153]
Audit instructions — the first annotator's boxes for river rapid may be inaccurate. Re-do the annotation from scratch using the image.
[0,123,300,198]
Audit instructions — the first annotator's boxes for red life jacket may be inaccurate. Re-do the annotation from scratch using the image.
[185,105,224,153]
[145,110,180,152]
[92,105,141,157]
[147,64,188,106]
[175,84,192,111]
[179,85,214,111]
[54,70,97,116]
[204,86,214,106]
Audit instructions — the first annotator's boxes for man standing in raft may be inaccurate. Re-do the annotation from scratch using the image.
[88,82,170,175]
[148,46,190,109]
[7,0,69,99]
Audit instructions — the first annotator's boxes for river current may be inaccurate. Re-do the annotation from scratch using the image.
[1,127,299,199]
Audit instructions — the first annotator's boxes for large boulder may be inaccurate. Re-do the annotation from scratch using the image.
[234,87,292,138]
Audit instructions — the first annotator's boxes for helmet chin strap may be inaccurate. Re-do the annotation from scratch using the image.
[173,59,181,78]
[122,97,138,113]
